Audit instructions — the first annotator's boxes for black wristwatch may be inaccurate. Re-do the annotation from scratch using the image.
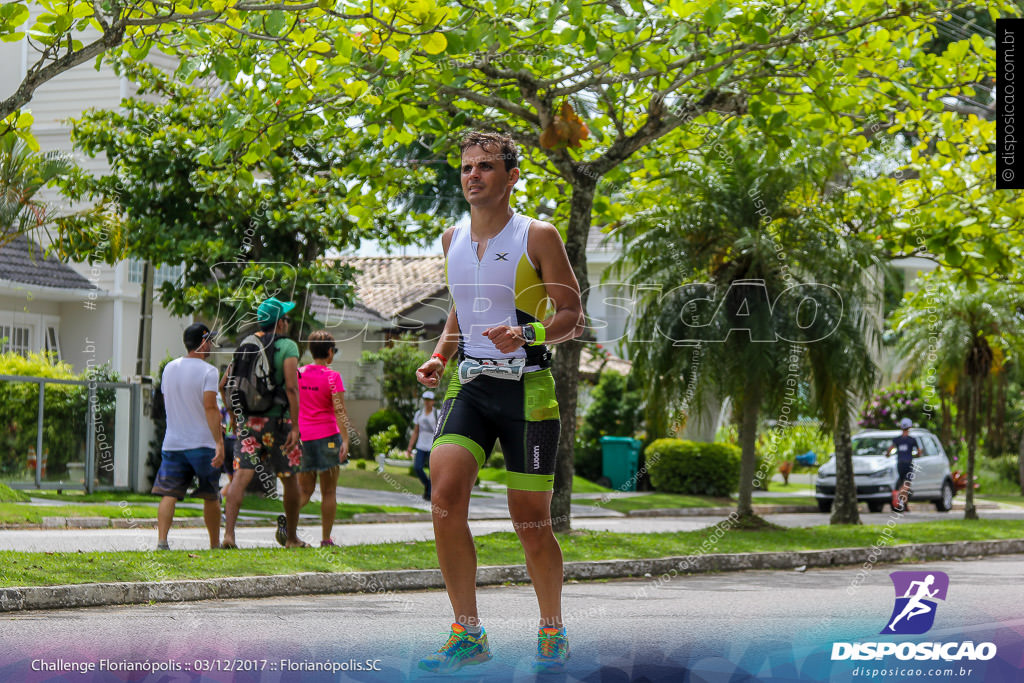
[521,324,536,346]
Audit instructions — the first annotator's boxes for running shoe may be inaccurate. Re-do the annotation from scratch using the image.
[418,623,491,673]
[533,626,569,673]
[275,514,287,546]
[320,539,336,547]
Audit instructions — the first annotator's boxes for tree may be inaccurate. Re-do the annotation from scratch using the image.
[0,134,76,247]
[319,0,1020,531]
[614,136,853,525]
[52,0,1023,530]
[801,232,882,525]
[54,62,439,333]
[891,272,1024,519]
[361,334,431,425]
[0,0,442,139]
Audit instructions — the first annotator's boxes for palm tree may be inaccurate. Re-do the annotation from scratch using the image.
[613,138,849,525]
[0,134,76,248]
[800,235,883,525]
[891,273,1024,519]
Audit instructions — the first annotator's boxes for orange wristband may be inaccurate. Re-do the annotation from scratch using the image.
[431,352,448,365]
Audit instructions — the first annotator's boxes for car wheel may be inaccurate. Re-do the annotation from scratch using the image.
[817,499,832,513]
[867,500,884,513]
[934,480,954,512]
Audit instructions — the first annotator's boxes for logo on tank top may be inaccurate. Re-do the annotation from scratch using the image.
[494,252,509,261]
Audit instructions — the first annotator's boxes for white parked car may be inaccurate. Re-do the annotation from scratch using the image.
[814,429,955,513]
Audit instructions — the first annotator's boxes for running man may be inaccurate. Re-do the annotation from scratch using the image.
[414,131,585,674]
[888,574,939,631]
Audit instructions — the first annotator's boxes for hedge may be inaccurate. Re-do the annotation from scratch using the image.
[646,439,741,497]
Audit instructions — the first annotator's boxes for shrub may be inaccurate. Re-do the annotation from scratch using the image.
[859,382,939,432]
[0,352,119,483]
[361,335,431,422]
[370,425,400,457]
[646,439,741,497]
[366,409,407,452]
[489,453,505,470]
[988,453,1020,486]
[575,370,644,482]
[355,460,367,470]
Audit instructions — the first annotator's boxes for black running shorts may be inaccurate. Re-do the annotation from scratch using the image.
[431,368,560,492]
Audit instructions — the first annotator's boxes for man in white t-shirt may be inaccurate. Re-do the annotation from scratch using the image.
[152,323,225,550]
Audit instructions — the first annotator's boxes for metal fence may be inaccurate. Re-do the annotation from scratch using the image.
[0,374,142,492]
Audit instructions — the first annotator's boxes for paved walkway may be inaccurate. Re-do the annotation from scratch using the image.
[3,507,1024,553]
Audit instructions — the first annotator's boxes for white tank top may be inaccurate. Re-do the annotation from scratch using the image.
[446,212,551,362]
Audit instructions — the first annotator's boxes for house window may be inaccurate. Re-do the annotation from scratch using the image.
[128,259,185,287]
[0,325,31,356]
[45,326,61,361]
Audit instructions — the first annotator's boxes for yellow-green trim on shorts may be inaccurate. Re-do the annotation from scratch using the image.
[505,471,554,492]
[431,434,485,468]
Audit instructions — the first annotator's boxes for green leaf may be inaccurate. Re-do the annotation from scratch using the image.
[422,32,447,55]
[265,10,285,35]
[390,105,405,131]
[269,52,289,75]
[703,0,726,28]
[213,55,237,82]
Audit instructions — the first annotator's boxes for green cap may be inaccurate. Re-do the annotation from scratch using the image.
[257,297,296,325]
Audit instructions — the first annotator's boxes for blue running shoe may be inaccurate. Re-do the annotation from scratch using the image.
[418,623,491,673]
[533,626,569,673]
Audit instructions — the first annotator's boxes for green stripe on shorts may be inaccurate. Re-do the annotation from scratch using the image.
[506,471,554,492]
[432,434,486,468]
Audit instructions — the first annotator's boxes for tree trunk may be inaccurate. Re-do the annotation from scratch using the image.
[1018,423,1024,497]
[549,179,596,533]
[735,379,761,521]
[964,376,980,520]
[830,406,861,525]
[135,261,154,377]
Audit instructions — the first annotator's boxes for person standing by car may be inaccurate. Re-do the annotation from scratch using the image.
[890,417,920,511]
[295,330,350,547]
[406,390,437,501]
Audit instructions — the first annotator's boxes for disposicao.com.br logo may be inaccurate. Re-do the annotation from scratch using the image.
[831,571,997,662]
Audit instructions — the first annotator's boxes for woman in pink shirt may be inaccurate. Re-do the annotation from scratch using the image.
[296,330,350,546]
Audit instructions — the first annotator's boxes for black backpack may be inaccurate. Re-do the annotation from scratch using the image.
[225,333,285,415]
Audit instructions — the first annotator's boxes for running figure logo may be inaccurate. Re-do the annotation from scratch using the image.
[881,571,949,635]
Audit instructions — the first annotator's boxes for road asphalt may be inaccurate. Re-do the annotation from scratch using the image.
[2,555,1022,681]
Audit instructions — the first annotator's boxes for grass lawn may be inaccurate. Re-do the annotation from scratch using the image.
[338,464,425,494]
[976,494,1024,507]
[477,467,611,493]
[0,483,30,502]
[2,519,1023,588]
[574,492,816,513]
[0,499,421,525]
[0,502,201,524]
[28,486,422,519]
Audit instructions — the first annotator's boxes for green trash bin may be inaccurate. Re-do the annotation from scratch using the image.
[600,436,642,491]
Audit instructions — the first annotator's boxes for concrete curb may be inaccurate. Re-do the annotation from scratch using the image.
[2,538,1022,613]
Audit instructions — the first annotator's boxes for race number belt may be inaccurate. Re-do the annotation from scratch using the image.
[457,357,527,384]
